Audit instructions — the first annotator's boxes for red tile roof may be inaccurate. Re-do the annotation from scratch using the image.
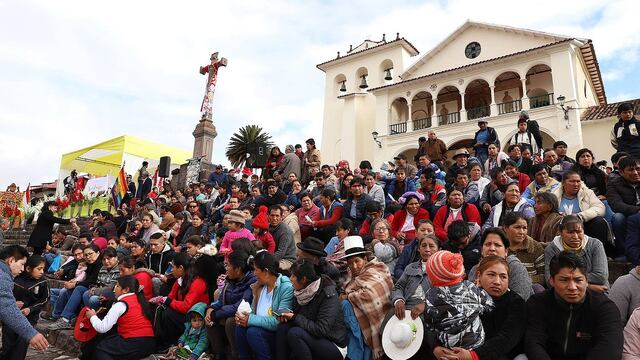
[581,98,640,121]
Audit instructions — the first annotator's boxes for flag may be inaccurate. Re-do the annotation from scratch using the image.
[152,168,160,190]
[111,166,128,209]
[22,183,30,205]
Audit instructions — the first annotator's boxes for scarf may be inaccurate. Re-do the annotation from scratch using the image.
[326,239,347,271]
[444,206,464,230]
[345,259,393,359]
[294,277,322,305]
[562,238,586,252]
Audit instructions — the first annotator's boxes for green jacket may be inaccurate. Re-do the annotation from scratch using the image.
[248,274,294,331]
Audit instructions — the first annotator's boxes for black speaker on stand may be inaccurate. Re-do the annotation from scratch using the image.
[158,156,171,178]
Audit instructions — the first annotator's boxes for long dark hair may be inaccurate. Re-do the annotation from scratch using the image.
[194,254,219,301]
[117,275,153,321]
[172,252,194,298]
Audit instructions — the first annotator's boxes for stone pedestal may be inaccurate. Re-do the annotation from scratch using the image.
[192,114,217,164]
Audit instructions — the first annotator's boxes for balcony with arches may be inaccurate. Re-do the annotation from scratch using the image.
[385,63,556,136]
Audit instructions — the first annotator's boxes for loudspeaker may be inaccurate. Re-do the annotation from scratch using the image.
[158,156,171,178]
[246,143,268,168]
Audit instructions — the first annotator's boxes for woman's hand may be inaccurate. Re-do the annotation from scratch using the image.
[85,309,97,319]
[394,300,406,320]
[410,302,425,320]
[205,308,214,326]
[16,301,24,309]
[235,312,249,327]
[277,312,294,323]
[433,346,458,360]
[396,232,406,241]
[65,281,76,289]
[450,347,474,360]
[21,308,31,316]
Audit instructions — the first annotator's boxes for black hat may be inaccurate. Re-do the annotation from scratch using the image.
[296,237,327,257]
[617,102,634,114]
[394,154,407,160]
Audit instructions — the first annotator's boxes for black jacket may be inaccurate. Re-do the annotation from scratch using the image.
[525,288,623,360]
[475,290,526,359]
[13,273,49,324]
[473,126,500,154]
[77,255,103,289]
[572,164,607,197]
[611,117,640,158]
[342,193,373,230]
[606,175,640,216]
[145,244,175,274]
[27,209,70,248]
[441,237,481,276]
[60,258,80,281]
[290,276,347,347]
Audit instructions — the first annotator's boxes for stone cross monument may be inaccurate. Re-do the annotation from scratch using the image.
[192,52,227,164]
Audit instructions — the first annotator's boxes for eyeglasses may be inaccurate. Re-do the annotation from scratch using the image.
[189,205,198,208]
[374,227,388,232]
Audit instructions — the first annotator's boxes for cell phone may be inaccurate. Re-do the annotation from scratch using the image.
[273,308,293,316]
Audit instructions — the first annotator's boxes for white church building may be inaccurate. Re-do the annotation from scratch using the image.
[317,21,628,167]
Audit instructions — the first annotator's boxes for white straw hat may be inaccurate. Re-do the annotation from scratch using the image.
[382,310,424,360]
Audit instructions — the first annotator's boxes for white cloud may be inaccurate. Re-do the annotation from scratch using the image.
[0,0,639,189]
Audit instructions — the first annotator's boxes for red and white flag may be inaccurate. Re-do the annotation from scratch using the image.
[22,183,30,205]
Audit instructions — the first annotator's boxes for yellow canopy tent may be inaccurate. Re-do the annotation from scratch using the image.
[57,135,191,196]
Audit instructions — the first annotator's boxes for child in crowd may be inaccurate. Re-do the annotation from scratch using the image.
[251,206,276,253]
[424,250,493,350]
[440,220,481,275]
[117,234,131,258]
[0,255,49,360]
[153,303,209,360]
[219,210,255,256]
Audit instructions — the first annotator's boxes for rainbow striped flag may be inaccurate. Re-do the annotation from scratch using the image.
[111,166,128,208]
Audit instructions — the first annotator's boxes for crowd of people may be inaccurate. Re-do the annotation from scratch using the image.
[0,104,639,360]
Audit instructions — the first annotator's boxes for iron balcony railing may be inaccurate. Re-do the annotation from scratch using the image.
[497,99,523,115]
[529,92,554,109]
[389,122,407,135]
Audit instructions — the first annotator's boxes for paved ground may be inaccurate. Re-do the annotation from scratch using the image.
[0,329,78,360]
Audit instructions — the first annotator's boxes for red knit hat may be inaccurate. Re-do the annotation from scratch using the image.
[425,250,465,287]
[252,206,269,230]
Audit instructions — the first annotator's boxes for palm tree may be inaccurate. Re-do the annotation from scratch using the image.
[225,125,274,168]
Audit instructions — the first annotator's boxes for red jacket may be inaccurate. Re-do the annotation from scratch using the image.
[433,204,481,242]
[390,208,431,241]
[134,270,154,300]
[167,277,210,314]
[359,214,395,237]
[118,294,154,338]
[315,204,343,228]
[514,172,531,194]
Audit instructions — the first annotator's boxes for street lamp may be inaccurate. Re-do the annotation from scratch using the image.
[371,131,382,148]
[556,95,573,120]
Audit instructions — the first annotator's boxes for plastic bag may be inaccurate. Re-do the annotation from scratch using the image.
[237,299,252,315]
[48,254,62,273]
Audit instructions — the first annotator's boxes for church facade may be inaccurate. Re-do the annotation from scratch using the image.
[317,21,623,167]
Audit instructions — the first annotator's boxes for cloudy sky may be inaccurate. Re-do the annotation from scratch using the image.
[1,0,639,189]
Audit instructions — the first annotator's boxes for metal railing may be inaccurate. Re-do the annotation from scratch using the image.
[412,118,431,131]
[437,112,461,126]
[529,92,554,109]
[467,106,491,120]
[497,99,522,115]
[389,122,407,135]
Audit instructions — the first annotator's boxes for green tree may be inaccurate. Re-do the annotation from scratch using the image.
[225,125,274,168]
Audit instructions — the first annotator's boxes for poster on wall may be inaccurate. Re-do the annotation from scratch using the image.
[186,158,202,186]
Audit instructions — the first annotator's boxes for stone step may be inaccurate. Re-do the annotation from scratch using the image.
[36,320,80,356]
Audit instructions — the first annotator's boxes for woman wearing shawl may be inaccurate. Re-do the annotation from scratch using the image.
[340,236,393,360]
